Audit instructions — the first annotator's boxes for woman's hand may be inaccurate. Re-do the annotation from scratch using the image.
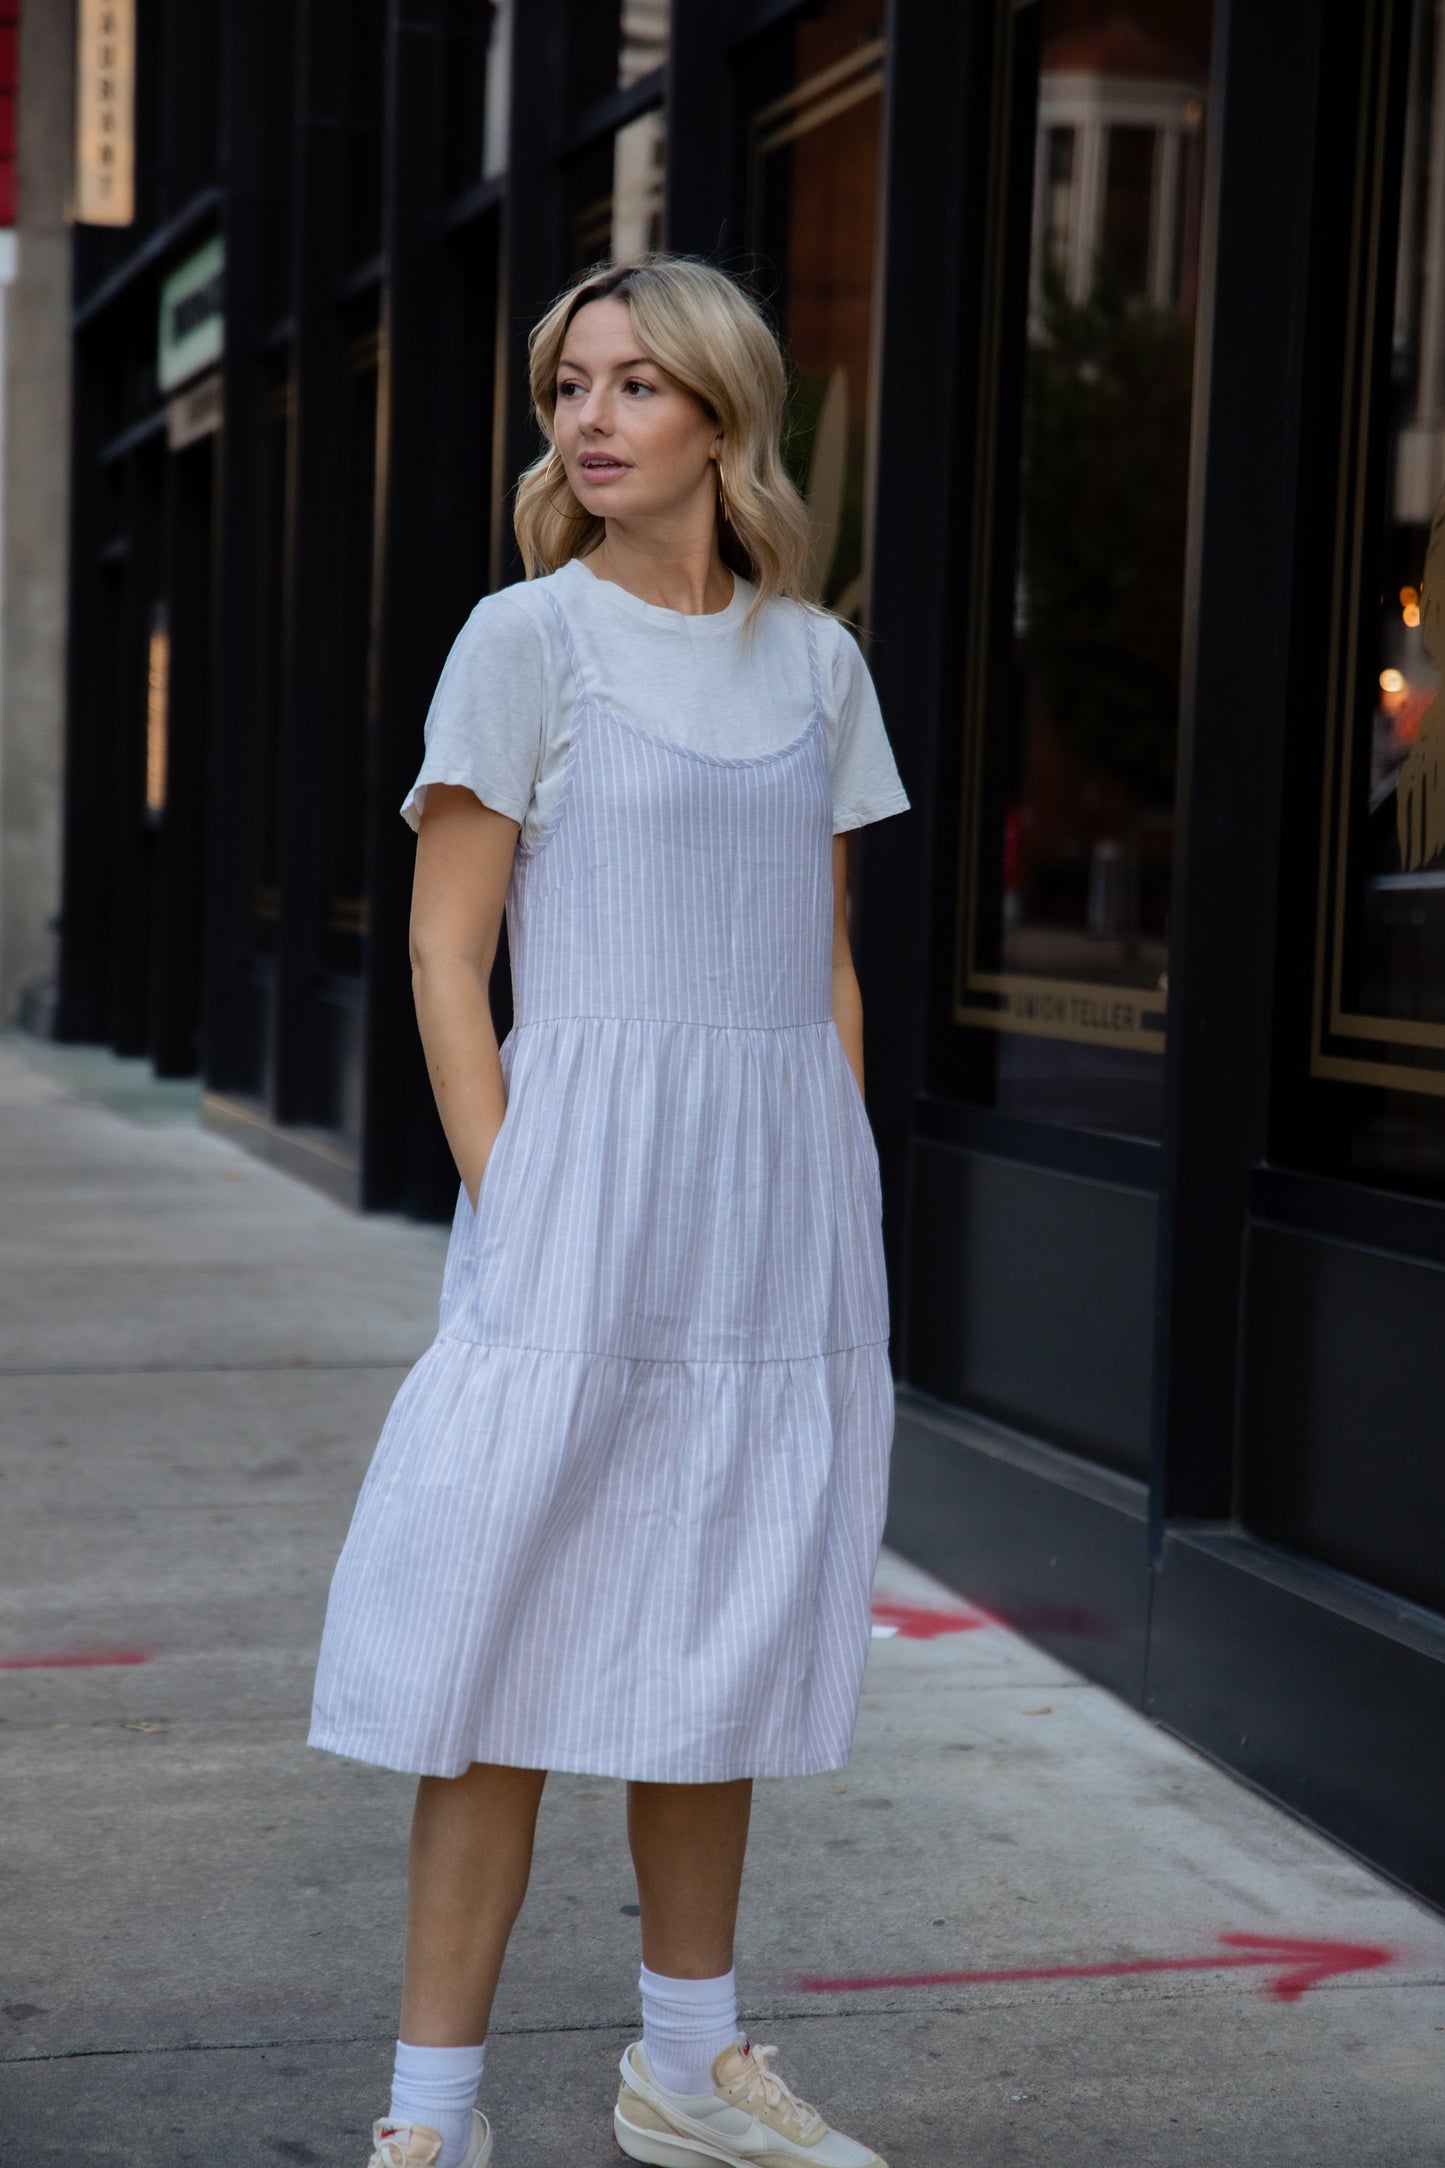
[409,784,522,1208]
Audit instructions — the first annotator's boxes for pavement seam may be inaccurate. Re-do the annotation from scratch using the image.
[7,1974,1440,2064]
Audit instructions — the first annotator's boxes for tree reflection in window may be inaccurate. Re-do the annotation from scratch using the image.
[950,2,1211,1139]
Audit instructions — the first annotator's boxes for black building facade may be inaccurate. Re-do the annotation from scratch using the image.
[56,0,1445,1907]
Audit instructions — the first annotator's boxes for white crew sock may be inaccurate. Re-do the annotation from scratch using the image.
[638,1964,742,2096]
[388,2039,486,2168]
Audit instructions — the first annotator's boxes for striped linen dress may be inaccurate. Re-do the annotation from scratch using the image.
[308,582,895,1782]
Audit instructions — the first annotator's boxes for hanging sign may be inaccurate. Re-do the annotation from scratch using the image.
[158,235,225,393]
[75,0,136,226]
[166,369,224,451]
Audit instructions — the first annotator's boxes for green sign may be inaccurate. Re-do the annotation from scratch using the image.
[157,236,224,393]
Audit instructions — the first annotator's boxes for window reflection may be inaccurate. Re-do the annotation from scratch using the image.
[747,0,886,624]
[953,1,1212,1138]
[619,0,667,89]
[569,106,665,269]
[610,109,665,259]
[1308,0,1445,1191]
[612,0,667,259]
[563,0,671,264]
[482,0,511,180]
[567,0,668,269]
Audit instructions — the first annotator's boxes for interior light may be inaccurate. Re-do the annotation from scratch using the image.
[1380,668,1406,694]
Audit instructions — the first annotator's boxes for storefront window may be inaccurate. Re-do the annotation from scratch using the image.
[567,0,667,266]
[481,0,511,180]
[609,1,667,258]
[619,0,668,88]
[951,1,1212,1138]
[1306,0,1445,1194]
[609,109,666,259]
[746,0,885,624]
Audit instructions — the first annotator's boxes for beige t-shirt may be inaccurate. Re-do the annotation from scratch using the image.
[401,556,911,850]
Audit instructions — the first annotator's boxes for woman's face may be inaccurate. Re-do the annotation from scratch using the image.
[553,296,719,527]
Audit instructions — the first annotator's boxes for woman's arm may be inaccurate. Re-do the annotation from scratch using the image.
[830,831,866,1100]
[409,783,521,1209]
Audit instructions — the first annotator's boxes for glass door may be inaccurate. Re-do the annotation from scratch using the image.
[945,0,1214,1138]
[1292,0,1445,1200]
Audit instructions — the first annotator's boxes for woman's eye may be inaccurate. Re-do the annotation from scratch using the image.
[558,381,582,398]
[624,378,655,396]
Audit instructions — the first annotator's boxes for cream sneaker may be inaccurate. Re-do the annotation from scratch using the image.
[366,2108,492,2168]
[613,2039,887,2167]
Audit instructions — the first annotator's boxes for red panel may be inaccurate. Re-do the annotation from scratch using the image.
[0,2,15,226]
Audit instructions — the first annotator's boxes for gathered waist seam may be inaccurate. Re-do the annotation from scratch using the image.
[433,1332,891,1365]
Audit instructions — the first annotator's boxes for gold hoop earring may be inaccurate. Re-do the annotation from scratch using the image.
[715,454,731,530]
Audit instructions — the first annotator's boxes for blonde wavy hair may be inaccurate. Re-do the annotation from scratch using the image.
[513,253,816,634]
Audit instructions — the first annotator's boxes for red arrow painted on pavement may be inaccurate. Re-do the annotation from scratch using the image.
[0,1649,152,1670]
[798,1933,1396,2004]
[869,1601,986,1640]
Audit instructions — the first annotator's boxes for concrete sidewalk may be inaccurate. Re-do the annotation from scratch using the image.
[1,1031,1442,2168]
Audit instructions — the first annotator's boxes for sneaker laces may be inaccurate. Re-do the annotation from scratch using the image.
[368,2123,437,2168]
[732,2043,826,2141]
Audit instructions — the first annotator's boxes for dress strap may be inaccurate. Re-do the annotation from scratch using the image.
[541,582,589,702]
[802,605,825,718]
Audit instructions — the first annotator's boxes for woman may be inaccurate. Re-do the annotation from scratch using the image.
[309,252,911,2168]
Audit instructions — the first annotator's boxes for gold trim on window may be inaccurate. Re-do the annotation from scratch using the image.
[750,40,886,159]
[1309,0,1445,1096]
[950,0,1170,1054]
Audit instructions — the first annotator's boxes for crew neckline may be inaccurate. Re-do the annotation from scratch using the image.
[561,553,753,632]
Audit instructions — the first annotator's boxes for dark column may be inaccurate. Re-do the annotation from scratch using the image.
[493,0,567,589]
[201,0,271,1092]
[1146,0,1324,1541]
[663,0,735,258]
[273,0,343,1125]
[56,330,113,1045]
[853,0,988,1354]
[108,439,164,1058]
[361,0,444,1212]
[149,436,215,1076]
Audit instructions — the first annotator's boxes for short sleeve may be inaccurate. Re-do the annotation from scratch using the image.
[823,617,912,835]
[400,591,547,835]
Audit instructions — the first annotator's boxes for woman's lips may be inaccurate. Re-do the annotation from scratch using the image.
[577,457,631,481]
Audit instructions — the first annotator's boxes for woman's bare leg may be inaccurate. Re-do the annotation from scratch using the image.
[399,1762,549,2045]
[625,1778,753,1977]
